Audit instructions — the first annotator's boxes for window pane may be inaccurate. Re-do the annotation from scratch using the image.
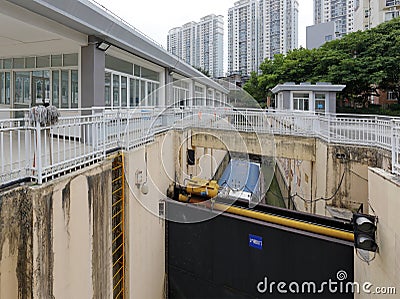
[71,70,78,108]
[14,72,30,104]
[294,99,298,110]
[135,79,140,106]
[0,72,4,104]
[134,65,141,77]
[3,59,12,69]
[61,70,69,108]
[121,76,127,107]
[63,53,78,66]
[113,74,119,107]
[141,67,159,81]
[5,72,10,104]
[105,55,133,75]
[13,58,24,69]
[51,55,62,67]
[52,71,60,107]
[155,83,159,106]
[0,60,3,69]
[304,99,309,111]
[293,93,309,98]
[129,78,134,107]
[140,80,146,104]
[37,56,50,68]
[24,76,30,104]
[25,57,35,68]
[105,72,111,107]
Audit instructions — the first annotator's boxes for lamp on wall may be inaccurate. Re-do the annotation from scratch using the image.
[96,40,111,51]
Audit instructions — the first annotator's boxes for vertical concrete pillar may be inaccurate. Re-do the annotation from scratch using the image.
[165,69,174,107]
[81,36,106,114]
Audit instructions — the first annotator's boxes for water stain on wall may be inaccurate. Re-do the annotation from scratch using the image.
[0,187,33,299]
[33,188,54,299]
[88,170,111,299]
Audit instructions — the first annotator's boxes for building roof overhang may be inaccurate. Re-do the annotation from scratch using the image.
[6,0,227,93]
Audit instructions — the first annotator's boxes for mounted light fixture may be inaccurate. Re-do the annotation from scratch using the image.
[352,213,378,252]
[96,40,111,51]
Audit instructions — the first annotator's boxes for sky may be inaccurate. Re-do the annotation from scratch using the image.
[95,0,314,69]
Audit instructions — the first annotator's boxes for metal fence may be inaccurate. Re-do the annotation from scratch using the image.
[1,107,400,187]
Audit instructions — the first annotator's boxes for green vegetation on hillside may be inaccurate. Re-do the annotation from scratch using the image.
[244,17,400,109]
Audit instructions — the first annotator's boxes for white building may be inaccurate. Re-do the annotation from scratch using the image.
[314,0,355,37]
[228,0,298,76]
[354,0,400,31]
[167,15,224,78]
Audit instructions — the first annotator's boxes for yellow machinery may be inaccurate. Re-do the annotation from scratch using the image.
[168,177,219,202]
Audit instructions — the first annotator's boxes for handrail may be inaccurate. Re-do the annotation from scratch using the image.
[0,107,399,188]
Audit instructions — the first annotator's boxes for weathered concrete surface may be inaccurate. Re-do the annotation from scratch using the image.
[276,139,392,215]
[355,168,400,298]
[0,187,33,299]
[126,133,174,299]
[191,129,316,161]
[0,161,113,299]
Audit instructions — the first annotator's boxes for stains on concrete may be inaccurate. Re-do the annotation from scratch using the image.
[33,189,54,299]
[88,169,111,299]
[0,187,33,299]
[62,182,71,240]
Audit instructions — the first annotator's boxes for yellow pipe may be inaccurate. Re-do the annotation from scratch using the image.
[211,203,354,242]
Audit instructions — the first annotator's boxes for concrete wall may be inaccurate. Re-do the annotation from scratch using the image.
[125,132,175,299]
[355,168,400,298]
[0,161,113,299]
[276,140,392,216]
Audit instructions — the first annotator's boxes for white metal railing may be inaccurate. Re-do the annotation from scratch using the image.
[1,107,400,187]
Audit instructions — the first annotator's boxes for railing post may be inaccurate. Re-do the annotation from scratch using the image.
[392,119,396,175]
[374,116,378,146]
[102,109,106,158]
[35,120,43,184]
[327,114,331,143]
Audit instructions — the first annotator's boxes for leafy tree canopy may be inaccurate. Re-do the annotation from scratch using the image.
[244,17,400,105]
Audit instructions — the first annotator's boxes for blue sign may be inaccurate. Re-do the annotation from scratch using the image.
[249,234,263,250]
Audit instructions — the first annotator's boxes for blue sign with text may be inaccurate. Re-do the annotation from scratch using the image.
[249,234,263,250]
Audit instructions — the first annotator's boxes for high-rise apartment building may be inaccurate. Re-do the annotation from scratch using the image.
[167,15,224,78]
[314,0,355,37]
[354,0,400,31]
[228,0,298,76]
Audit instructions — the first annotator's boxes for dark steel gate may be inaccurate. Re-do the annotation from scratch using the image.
[166,200,354,299]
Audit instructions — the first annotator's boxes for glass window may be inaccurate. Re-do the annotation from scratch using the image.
[14,72,30,104]
[37,56,50,68]
[5,72,10,104]
[113,74,120,107]
[121,76,127,107]
[129,78,135,107]
[135,79,140,106]
[0,72,4,104]
[61,70,69,108]
[51,55,62,67]
[3,59,12,69]
[13,58,25,69]
[71,70,78,108]
[141,67,159,81]
[155,83,159,106]
[134,65,141,77]
[141,80,146,104]
[105,55,133,75]
[52,71,60,108]
[105,72,111,107]
[63,53,78,66]
[25,57,35,68]
[0,60,3,69]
